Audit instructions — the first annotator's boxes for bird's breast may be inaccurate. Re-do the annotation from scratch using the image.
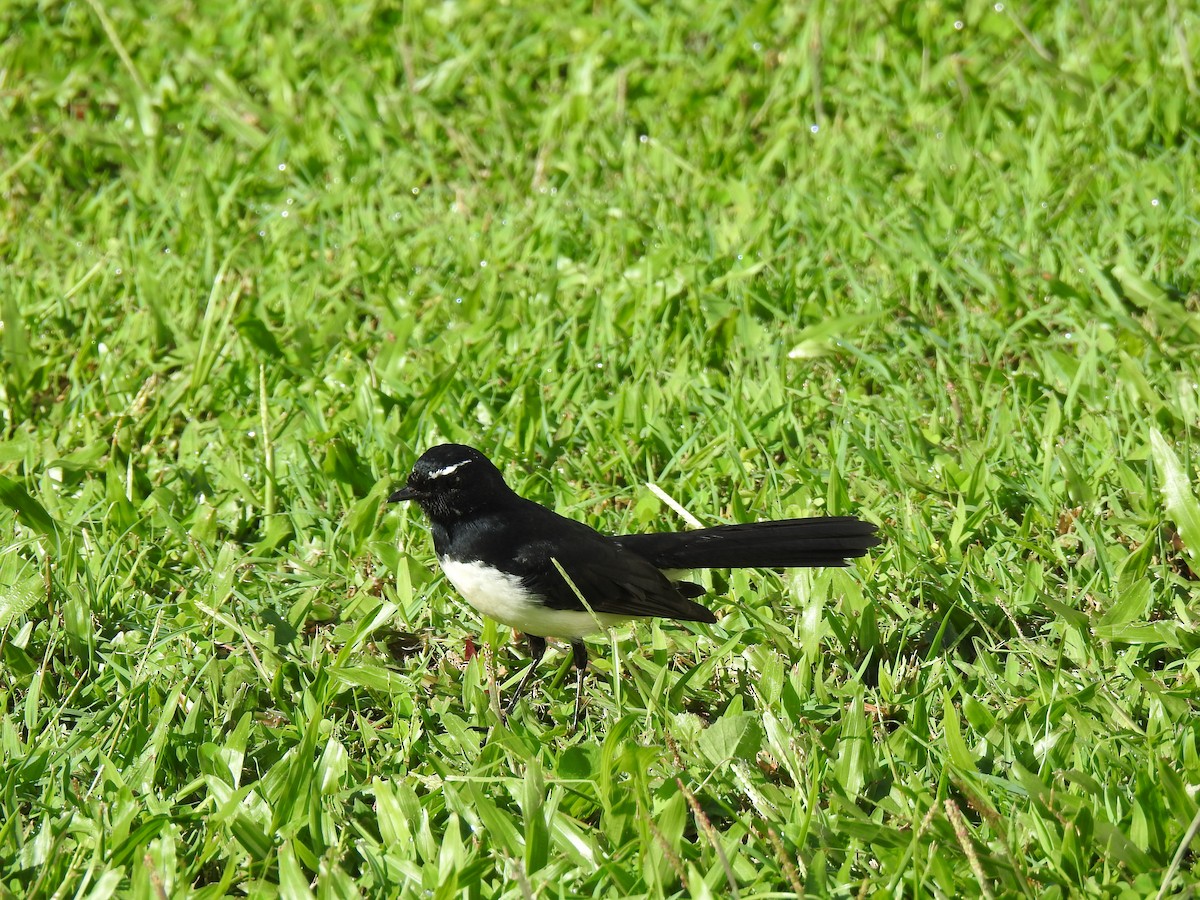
[437,556,626,639]
[439,557,533,622]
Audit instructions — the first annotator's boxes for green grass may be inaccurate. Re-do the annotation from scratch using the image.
[2,0,1199,895]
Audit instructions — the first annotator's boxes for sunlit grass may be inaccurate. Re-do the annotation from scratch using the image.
[2,0,1199,895]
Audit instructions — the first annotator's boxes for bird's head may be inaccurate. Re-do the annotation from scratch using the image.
[389,443,511,521]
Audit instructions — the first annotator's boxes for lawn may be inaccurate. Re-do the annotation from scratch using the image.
[2,0,1199,896]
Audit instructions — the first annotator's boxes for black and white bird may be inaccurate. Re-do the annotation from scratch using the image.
[390,443,880,726]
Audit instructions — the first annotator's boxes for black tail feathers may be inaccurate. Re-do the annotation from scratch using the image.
[614,517,880,570]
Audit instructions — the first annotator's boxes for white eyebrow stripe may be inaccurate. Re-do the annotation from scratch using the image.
[428,459,472,479]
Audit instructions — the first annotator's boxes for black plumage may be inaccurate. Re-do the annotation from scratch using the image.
[390,443,880,725]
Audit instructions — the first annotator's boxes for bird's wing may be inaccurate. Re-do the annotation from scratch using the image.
[516,531,716,623]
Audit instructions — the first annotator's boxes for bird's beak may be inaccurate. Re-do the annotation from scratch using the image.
[388,486,416,503]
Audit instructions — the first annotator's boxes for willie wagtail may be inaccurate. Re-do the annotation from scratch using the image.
[390,443,880,726]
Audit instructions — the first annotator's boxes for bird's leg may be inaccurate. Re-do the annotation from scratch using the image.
[571,640,589,730]
[503,635,547,719]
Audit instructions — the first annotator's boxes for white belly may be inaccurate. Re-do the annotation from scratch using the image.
[439,558,628,639]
